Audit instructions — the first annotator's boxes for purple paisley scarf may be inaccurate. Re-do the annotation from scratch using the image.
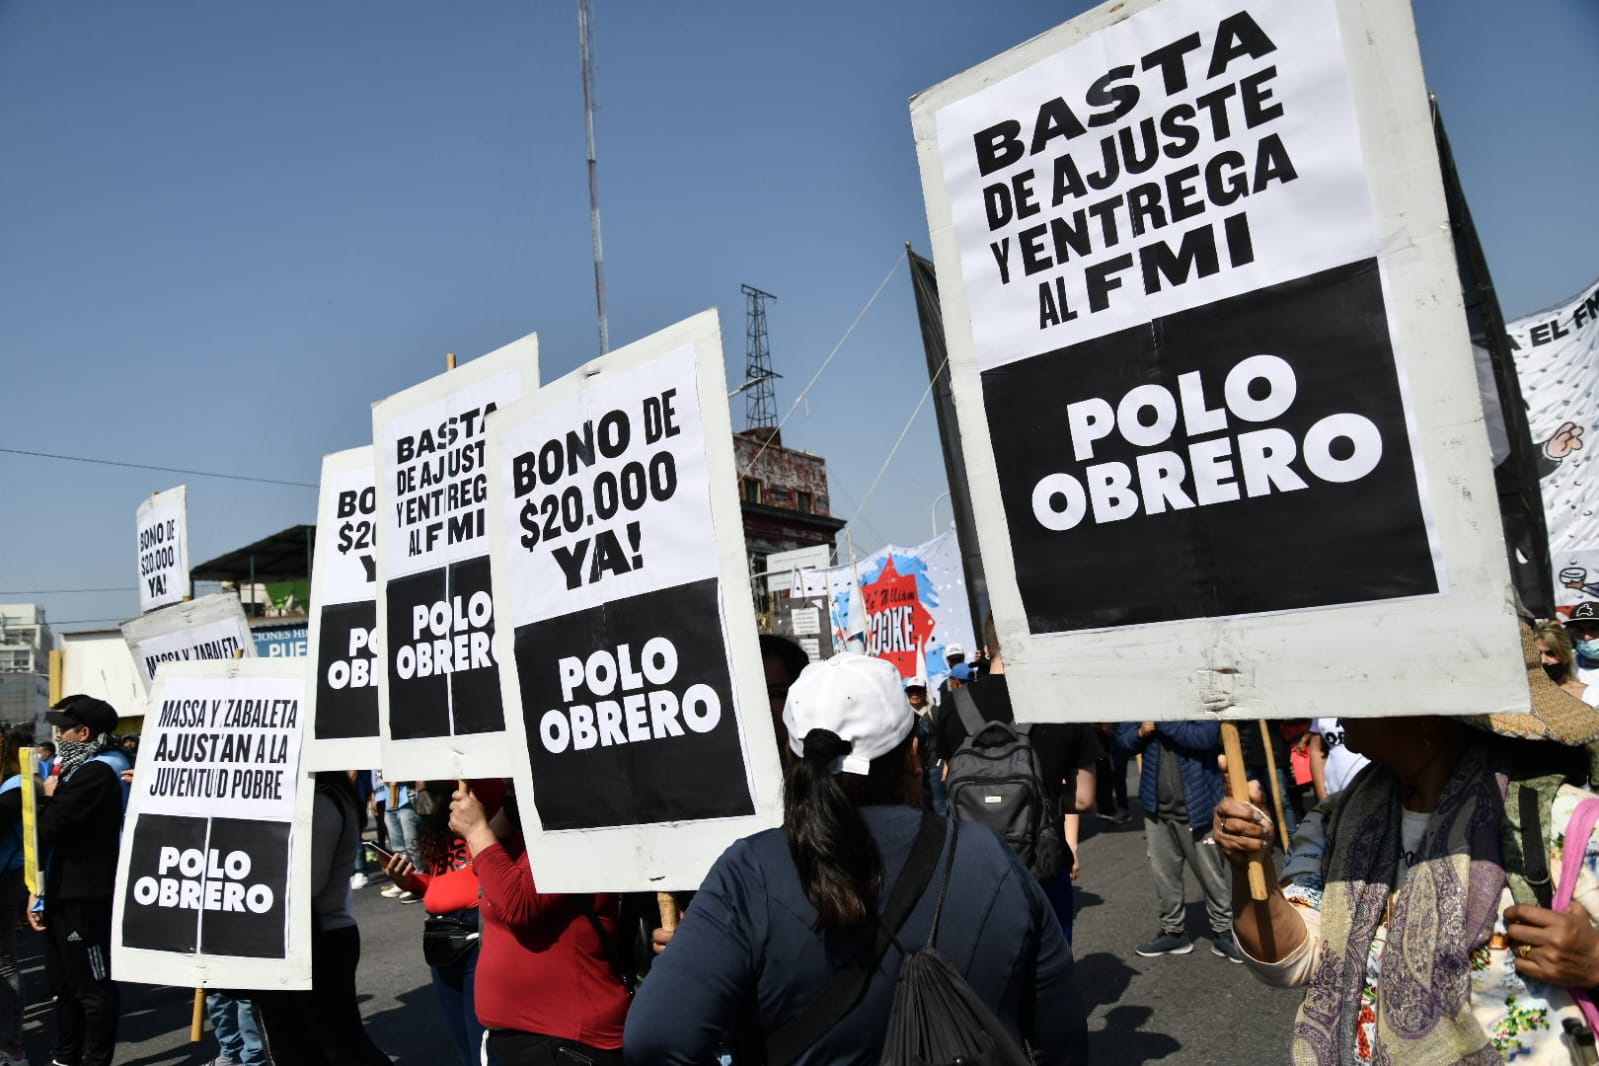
[1291,744,1506,1066]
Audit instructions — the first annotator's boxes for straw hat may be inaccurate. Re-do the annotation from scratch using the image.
[1459,622,1599,745]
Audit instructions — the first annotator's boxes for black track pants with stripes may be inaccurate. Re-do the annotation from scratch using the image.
[42,896,120,1066]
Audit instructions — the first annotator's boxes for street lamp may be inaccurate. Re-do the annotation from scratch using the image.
[728,373,777,399]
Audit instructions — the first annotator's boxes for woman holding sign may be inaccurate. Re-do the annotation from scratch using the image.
[449,784,629,1066]
[1214,625,1599,1064]
[624,653,1087,1065]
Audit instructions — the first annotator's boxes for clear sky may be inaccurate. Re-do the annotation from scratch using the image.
[2,0,1595,634]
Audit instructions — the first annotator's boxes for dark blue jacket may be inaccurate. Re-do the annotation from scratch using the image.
[623,805,1087,1065]
[1114,721,1223,833]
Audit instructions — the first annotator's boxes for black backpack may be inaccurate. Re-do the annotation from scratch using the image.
[944,687,1065,884]
[764,815,1033,1066]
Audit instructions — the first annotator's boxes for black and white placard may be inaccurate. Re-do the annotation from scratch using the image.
[121,593,257,693]
[136,485,190,613]
[112,659,311,990]
[487,311,782,892]
[304,447,382,771]
[373,334,540,779]
[910,0,1524,721]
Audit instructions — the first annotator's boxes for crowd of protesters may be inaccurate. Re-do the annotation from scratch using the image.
[15,606,1599,1064]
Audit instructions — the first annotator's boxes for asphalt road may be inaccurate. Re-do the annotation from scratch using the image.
[23,801,1303,1064]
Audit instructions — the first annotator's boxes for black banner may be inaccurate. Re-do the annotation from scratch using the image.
[314,601,379,740]
[517,578,754,830]
[122,814,290,959]
[386,556,500,740]
[984,257,1437,631]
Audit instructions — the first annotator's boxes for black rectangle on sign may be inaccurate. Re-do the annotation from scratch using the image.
[315,600,379,740]
[385,568,450,740]
[982,259,1438,632]
[121,813,207,953]
[517,578,755,830]
[447,557,503,736]
[197,818,291,959]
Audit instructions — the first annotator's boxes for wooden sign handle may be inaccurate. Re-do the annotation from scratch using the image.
[190,988,205,1042]
[1220,722,1268,901]
[1258,721,1291,851]
[657,892,680,932]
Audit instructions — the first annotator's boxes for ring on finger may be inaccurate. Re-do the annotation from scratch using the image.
[1516,943,1532,960]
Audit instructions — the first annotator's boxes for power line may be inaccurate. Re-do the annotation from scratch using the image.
[0,587,134,595]
[0,447,316,488]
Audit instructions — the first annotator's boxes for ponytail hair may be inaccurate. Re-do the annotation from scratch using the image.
[783,728,917,929]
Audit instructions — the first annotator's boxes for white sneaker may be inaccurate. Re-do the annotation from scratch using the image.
[380,884,403,898]
[350,872,370,889]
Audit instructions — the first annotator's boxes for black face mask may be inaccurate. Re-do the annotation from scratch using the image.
[1545,662,1568,682]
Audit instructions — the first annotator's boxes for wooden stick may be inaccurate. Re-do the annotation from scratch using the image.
[190,988,205,1042]
[1258,721,1291,851]
[1220,722,1268,901]
[446,352,457,371]
[657,892,680,932]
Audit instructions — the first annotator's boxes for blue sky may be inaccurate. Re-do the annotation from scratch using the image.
[2,0,1595,634]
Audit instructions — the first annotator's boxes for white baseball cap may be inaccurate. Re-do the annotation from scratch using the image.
[783,653,914,775]
[903,675,928,690]
[944,643,965,660]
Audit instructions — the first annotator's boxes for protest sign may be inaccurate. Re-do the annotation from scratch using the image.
[807,533,976,692]
[121,593,257,693]
[1507,276,1599,615]
[910,0,1524,721]
[112,659,311,990]
[136,486,190,613]
[374,333,540,779]
[20,748,38,897]
[487,311,782,892]
[304,447,382,770]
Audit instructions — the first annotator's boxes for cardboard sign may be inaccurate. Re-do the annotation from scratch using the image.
[487,311,782,892]
[1507,276,1599,615]
[373,334,540,779]
[112,659,312,990]
[136,486,190,613]
[304,447,382,770]
[121,593,257,692]
[910,0,1524,720]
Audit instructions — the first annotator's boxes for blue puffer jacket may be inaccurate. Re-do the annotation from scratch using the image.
[1114,721,1223,833]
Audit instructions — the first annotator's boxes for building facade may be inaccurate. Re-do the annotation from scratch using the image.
[0,605,52,728]
[733,430,846,613]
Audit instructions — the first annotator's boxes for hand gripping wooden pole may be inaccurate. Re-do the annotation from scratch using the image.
[1258,721,1291,851]
[1220,722,1269,901]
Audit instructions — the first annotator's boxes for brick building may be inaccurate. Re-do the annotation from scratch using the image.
[734,429,845,593]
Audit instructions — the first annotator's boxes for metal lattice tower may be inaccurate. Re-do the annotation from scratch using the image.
[742,284,780,433]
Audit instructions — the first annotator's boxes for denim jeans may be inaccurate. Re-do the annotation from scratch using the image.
[206,991,268,1066]
[384,804,422,867]
[430,915,494,1066]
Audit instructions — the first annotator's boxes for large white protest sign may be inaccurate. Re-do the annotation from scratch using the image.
[910,0,1524,721]
[305,447,382,770]
[112,659,311,989]
[121,593,256,692]
[374,334,540,779]
[1508,276,1599,616]
[487,311,782,892]
[136,486,190,613]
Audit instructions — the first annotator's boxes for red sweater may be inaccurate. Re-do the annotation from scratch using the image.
[472,836,629,1047]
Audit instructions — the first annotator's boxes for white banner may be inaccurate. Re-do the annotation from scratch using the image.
[487,311,782,892]
[121,593,257,693]
[800,532,976,692]
[304,447,382,771]
[112,659,312,990]
[1508,276,1599,616]
[372,334,540,779]
[910,0,1523,721]
[136,486,190,613]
